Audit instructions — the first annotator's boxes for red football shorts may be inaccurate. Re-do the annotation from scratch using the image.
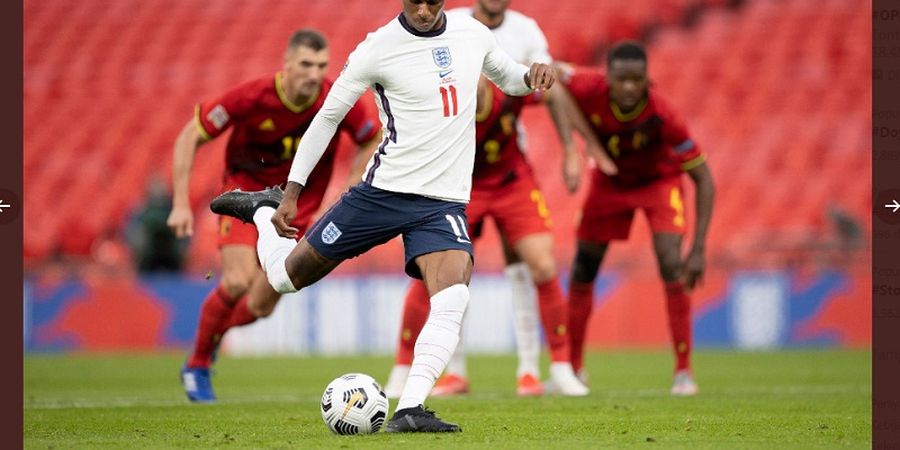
[577,174,686,242]
[217,175,310,248]
[468,170,553,245]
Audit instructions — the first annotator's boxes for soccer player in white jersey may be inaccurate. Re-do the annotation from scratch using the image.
[385,0,608,398]
[453,0,550,64]
[210,0,556,433]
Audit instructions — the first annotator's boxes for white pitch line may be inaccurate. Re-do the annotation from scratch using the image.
[25,394,318,410]
[595,384,871,398]
[24,384,870,410]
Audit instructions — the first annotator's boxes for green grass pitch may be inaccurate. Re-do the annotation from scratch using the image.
[25,350,871,449]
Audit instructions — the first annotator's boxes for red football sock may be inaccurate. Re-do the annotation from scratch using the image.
[395,280,431,365]
[665,281,692,372]
[225,296,258,329]
[187,286,237,369]
[567,281,594,373]
[536,278,570,363]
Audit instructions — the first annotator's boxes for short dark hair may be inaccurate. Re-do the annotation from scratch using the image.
[288,29,328,52]
[607,40,647,67]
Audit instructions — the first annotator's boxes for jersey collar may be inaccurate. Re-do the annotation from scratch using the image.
[275,72,319,113]
[609,97,648,122]
[398,12,447,37]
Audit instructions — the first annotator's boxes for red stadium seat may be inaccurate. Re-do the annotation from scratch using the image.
[24,0,869,273]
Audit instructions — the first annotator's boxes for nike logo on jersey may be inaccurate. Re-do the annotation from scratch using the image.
[439,69,454,78]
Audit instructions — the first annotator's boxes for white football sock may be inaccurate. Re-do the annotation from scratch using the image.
[444,311,468,377]
[396,284,469,411]
[506,262,540,378]
[253,207,298,294]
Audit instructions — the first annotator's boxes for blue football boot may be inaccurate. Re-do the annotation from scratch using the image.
[181,366,216,403]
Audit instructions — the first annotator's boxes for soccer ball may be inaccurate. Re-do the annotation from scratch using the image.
[320,373,389,435]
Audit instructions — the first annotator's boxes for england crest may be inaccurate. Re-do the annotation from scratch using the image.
[432,47,452,68]
[321,221,342,244]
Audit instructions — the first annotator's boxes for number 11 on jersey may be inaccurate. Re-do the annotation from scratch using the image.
[440,85,458,117]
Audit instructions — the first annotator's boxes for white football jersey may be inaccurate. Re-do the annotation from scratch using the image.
[448,7,552,65]
[288,14,532,203]
[287,12,532,203]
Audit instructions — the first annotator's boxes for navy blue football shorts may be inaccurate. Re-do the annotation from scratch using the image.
[304,182,474,279]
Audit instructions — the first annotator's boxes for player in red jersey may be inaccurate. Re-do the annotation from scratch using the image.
[383,75,605,397]
[560,41,715,395]
[167,30,380,402]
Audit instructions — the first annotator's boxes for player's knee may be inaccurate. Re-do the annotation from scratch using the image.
[220,273,253,299]
[657,252,682,282]
[526,255,557,284]
[432,272,469,293]
[427,260,472,293]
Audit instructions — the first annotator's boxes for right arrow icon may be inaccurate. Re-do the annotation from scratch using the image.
[885,199,900,213]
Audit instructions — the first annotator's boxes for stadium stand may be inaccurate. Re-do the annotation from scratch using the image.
[24,0,869,275]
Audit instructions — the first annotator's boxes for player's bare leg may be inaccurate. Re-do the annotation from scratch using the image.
[219,250,284,329]
[243,271,282,318]
[387,250,471,433]
[182,245,260,402]
[566,240,609,387]
[515,233,588,396]
[652,233,697,396]
[194,246,257,361]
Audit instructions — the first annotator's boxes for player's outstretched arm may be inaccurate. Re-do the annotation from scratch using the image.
[482,32,536,96]
[543,86,580,192]
[167,120,207,238]
[545,84,617,192]
[683,161,715,289]
[550,62,617,180]
[555,84,617,176]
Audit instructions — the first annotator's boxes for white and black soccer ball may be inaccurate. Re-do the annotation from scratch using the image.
[320,373,389,435]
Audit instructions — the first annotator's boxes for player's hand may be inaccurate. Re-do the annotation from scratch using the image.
[587,142,618,176]
[527,63,556,91]
[562,145,582,193]
[166,204,194,238]
[272,198,300,239]
[682,249,706,290]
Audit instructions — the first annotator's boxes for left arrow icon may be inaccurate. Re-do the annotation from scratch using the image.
[0,200,9,212]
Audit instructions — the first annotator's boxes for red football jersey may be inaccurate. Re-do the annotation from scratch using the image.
[195,73,378,220]
[563,68,704,189]
[472,84,544,190]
